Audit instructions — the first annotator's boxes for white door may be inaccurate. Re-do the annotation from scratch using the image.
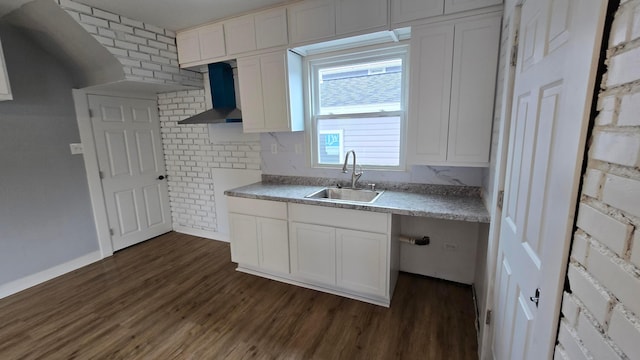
[289,222,336,285]
[492,1,607,359]
[89,95,172,251]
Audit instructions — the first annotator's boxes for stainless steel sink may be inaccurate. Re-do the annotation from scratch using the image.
[305,187,384,203]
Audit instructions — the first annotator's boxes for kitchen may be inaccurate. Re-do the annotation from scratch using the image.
[1,0,639,359]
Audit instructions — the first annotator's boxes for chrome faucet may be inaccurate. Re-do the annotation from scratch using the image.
[342,150,363,189]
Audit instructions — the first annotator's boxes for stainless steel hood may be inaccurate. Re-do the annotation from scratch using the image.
[179,62,242,124]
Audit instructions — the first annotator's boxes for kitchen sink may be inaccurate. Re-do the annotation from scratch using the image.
[305,187,384,203]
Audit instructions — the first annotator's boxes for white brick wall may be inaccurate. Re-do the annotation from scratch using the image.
[556,1,640,359]
[158,90,261,233]
[55,0,202,88]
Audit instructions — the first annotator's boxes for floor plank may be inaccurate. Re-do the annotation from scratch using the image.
[0,232,477,359]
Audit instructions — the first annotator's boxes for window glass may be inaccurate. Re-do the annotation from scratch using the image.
[308,46,407,168]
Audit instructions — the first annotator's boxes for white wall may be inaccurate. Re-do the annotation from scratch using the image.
[555,1,640,359]
[0,22,99,287]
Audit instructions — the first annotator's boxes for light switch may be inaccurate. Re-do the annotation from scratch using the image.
[69,143,84,155]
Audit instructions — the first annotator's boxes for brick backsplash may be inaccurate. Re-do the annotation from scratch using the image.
[158,90,261,233]
[55,0,202,88]
[555,1,640,359]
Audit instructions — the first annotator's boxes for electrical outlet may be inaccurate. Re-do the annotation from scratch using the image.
[271,143,278,154]
[69,143,83,155]
[444,243,458,251]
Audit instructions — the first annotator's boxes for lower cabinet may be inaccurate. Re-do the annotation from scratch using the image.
[228,197,289,274]
[228,197,399,306]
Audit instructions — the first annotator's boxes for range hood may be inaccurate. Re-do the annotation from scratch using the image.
[179,62,242,124]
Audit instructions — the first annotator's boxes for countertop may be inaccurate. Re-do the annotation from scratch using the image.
[224,182,490,223]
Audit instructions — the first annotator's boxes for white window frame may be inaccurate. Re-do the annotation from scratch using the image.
[305,44,409,170]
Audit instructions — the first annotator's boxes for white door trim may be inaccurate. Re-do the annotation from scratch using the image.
[479,5,521,359]
[72,89,159,258]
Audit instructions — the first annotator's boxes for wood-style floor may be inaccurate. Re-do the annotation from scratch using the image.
[0,232,477,359]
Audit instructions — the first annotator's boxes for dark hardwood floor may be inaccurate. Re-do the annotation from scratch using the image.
[0,232,477,359]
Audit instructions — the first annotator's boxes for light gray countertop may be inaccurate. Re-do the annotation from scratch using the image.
[224,182,490,223]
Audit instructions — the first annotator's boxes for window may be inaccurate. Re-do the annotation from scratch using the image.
[307,45,408,169]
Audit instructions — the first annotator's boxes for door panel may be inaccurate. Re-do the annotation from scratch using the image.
[492,1,607,359]
[90,95,171,251]
[289,222,336,285]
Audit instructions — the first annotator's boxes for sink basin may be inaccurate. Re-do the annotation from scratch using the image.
[305,187,384,203]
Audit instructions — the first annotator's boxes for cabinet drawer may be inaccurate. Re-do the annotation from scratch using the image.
[288,203,388,234]
[227,197,287,219]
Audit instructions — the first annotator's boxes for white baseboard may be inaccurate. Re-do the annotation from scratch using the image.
[173,225,229,243]
[0,251,102,300]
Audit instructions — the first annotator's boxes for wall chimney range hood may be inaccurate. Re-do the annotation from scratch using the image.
[178,62,242,124]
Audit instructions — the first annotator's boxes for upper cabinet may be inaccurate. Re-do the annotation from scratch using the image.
[288,0,336,44]
[445,0,502,14]
[255,8,289,49]
[392,0,444,24]
[0,37,12,101]
[237,50,304,133]
[176,23,226,65]
[336,0,388,36]
[407,13,501,166]
[224,15,257,56]
[177,8,288,67]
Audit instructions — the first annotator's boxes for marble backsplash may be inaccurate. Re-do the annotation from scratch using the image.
[260,131,485,187]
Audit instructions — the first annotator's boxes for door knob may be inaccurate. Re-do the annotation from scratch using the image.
[529,288,540,308]
[158,175,166,180]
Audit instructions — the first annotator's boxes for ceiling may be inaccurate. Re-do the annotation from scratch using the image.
[0,0,296,31]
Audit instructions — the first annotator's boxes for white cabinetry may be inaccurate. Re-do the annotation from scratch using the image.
[392,0,444,24]
[445,0,502,14]
[289,222,336,284]
[224,15,256,56]
[288,203,397,302]
[255,8,289,49]
[336,0,388,36]
[336,229,388,297]
[176,24,226,65]
[0,37,11,101]
[407,13,500,166]
[237,50,304,133]
[288,0,336,44]
[228,197,289,274]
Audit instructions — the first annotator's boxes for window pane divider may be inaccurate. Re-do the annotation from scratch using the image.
[315,111,403,120]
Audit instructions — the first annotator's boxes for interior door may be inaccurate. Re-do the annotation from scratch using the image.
[491,0,607,359]
[89,95,171,251]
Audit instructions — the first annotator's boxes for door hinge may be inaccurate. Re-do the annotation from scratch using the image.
[99,171,104,179]
[497,190,505,210]
[109,228,114,236]
[485,310,492,325]
[510,28,519,67]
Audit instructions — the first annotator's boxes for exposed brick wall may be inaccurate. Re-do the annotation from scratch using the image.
[55,0,202,87]
[158,90,261,233]
[555,1,640,359]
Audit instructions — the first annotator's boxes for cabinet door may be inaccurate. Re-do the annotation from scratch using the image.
[237,56,265,131]
[391,0,444,24]
[407,23,454,164]
[289,222,336,285]
[229,213,259,267]
[224,15,257,55]
[447,15,500,163]
[199,24,226,60]
[0,37,11,101]
[444,0,502,14]
[257,218,289,273]
[255,8,289,49]
[336,0,388,35]
[288,0,336,44]
[260,52,289,132]
[336,229,387,297]
[176,28,201,64]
